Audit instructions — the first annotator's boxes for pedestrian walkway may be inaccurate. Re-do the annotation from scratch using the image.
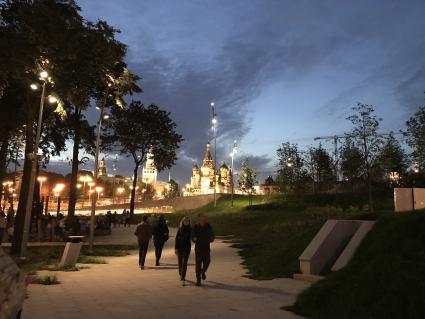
[23,227,309,319]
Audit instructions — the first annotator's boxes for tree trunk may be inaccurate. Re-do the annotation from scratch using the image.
[0,136,9,203]
[129,163,140,216]
[11,112,34,256]
[67,108,81,227]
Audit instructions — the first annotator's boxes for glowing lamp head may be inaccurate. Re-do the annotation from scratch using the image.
[30,83,38,90]
[210,101,215,107]
[39,71,48,79]
[212,118,217,125]
[48,95,57,104]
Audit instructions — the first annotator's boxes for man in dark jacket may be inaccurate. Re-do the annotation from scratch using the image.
[191,213,215,286]
[134,215,153,269]
[153,216,169,266]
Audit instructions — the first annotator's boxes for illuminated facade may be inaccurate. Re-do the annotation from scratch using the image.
[189,143,232,195]
[142,152,157,186]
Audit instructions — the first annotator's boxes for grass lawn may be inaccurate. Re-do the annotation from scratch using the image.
[12,244,136,275]
[292,212,425,319]
[152,194,386,279]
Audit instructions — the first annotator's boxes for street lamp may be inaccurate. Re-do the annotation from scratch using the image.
[89,103,109,252]
[210,101,217,207]
[230,140,237,207]
[53,183,65,216]
[37,176,47,199]
[20,70,53,257]
[95,186,103,200]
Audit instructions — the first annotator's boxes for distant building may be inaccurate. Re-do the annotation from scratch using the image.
[188,142,232,195]
[98,158,107,176]
[142,152,157,186]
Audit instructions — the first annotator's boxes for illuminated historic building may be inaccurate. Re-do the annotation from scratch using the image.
[189,143,232,195]
[142,152,157,186]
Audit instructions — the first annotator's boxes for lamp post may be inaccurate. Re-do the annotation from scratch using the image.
[53,183,65,216]
[20,71,51,258]
[89,107,109,252]
[230,140,237,207]
[210,102,217,207]
[37,176,47,198]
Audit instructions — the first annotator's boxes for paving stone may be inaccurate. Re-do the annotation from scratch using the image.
[23,227,310,319]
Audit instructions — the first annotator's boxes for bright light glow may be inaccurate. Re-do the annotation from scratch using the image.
[103,114,110,120]
[117,187,125,194]
[212,118,217,125]
[95,186,103,193]
[79,175,93,183]
[210,101,215,107]
[53,183,65,195]
[30,84,38,90]
[76,183,82,189]
[37,176,47,182]
[96,106,100,110]
[39,71,48,79]
[48,95,57,103]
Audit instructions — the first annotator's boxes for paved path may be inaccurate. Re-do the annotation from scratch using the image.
[23,227,309,319]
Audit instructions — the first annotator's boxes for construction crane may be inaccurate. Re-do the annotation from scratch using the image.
[314,131,404,180]
[313,135,347,181]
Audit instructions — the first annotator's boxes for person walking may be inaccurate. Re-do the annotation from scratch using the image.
[192,213,215,286]
[153,216,169,266]
[175,216,192,286]
[134,215,152,269]
[0,210,6,245]
[125,210,131,227]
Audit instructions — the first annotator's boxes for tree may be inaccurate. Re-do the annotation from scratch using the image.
[375,133,407,185]
[309,144,334,183]
[103,101,183,215]
[340,139,364,190]
[142,183,155,201]
[346,103,383,210]
[264,175,275,186]
[405,106,425,167]
[165,179,179,199]
[237,159,258,205]
[276,142,309,193]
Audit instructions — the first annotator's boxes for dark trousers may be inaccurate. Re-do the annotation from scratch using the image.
[138,240,149,266]
[0,228,4,245]
[195,249,211,281]
[177,249,191,280]
[154,240,165,262]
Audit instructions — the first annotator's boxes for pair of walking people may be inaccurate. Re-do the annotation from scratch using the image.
[175,213,214,286]
[134,215,169,269]
[135,213,215,286]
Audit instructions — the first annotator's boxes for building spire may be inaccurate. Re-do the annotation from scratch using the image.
[204,142,212,161]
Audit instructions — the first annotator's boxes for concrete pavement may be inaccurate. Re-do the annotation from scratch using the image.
[23,226,309,319]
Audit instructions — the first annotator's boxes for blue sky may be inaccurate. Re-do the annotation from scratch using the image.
[46,0,425,184]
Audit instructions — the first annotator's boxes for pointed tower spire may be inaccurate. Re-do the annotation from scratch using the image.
[204,142,212,161]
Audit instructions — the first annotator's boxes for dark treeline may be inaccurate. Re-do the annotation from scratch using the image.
[274,102,425,211]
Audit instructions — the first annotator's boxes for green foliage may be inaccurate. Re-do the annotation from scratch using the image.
[165,178,180,199]
[237,159,258,193]
[103,101,183,214]
[293,212,425,319]
[276,141,309,193]
[142,183,155,201]
[33,275,60,285]
[405,106,425,167]
[340,138,364,182]
[167,194,384,279]
[77,256,107,264]
[375,132,407,184]
[308,144,335,183]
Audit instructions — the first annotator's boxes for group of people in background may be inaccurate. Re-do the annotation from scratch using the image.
[108,210,131,228]
[135,213,215,286]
